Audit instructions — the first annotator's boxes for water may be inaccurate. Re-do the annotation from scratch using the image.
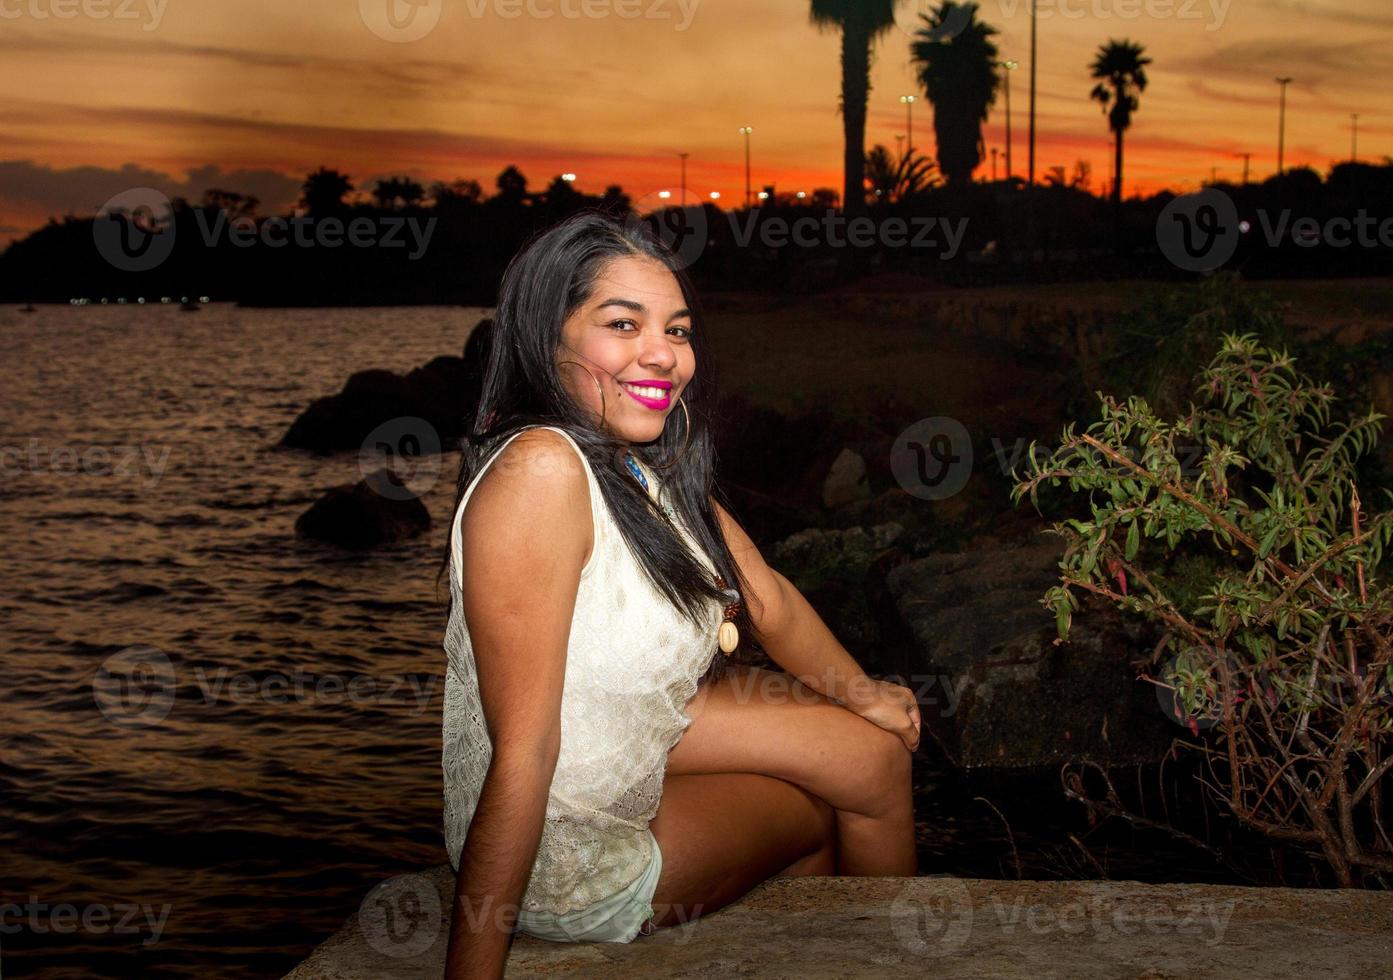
[1,304,486,978]
[0,303,1289,979]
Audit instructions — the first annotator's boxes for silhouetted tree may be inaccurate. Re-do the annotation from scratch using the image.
[1089,39,1151,204]
[601,184,631,215]
[201,189,259,218]
[495,166,529,204]
[809,0,900,219]
[301,167,353,217]
[430,179,483,209]
[865,144,940,202]
[910,1,1000,187]
[372,176,426,209]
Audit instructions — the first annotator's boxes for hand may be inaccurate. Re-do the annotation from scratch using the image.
[842,677,921,752]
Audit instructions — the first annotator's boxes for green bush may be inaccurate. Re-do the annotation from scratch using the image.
[1012,330,1393,886]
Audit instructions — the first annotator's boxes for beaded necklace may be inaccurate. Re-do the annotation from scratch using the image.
[622,451,742,656]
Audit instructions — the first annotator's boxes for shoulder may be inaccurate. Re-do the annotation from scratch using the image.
[463,429,591,532]
[475,427,590,495]
[459,428,593,568]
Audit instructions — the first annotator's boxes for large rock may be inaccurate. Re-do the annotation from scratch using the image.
[886,534,1174,769]
[279,318,492,454]
[763,522,909,676]
[282,863,1393,979]
[294,468,431,550]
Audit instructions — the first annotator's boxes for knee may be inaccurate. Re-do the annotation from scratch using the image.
[854,726,913,817]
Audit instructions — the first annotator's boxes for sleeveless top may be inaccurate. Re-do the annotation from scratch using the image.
[442,424,725,914]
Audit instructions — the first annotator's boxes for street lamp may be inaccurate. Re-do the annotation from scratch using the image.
[679,152,689,207]
[996,59,1018,180]
[1028,0,1038,185]
[738,127,753,208]
[1275,76,1294,176]
[899,95,917,157]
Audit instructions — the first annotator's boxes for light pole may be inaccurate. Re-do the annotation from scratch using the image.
[1239,152,1251,185]
[1351,113,1359,163]
[895,134,905,165]
[679,152,688,207]
[1028,0,1037,185]
[996,59,1017,180]
[991,147,999,182]
[738,127,753,208]
[1275,76,1293,176]
[900,95,917,158]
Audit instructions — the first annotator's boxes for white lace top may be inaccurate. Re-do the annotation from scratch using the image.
[442,424,724,914]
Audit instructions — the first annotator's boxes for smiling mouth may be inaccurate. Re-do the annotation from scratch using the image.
[620,382,672,409]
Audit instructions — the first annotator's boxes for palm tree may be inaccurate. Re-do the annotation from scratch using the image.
[909,1,1000,188]
[1088,39,1151,204]
[809,0,901,219]
[865,144,940,202]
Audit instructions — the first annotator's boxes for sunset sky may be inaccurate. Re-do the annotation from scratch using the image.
[0,0,1387,244]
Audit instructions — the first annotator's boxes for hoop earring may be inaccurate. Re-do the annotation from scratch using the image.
[557,359,606,428]
[649,396,691,471]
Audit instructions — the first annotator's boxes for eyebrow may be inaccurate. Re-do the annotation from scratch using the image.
[596,297,692,323]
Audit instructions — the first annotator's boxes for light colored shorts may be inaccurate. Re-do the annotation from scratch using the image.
[515,830,663,944]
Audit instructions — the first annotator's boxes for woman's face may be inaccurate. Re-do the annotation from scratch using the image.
[557,254,696,445]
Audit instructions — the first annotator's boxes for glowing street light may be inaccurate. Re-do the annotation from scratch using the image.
[738,126,754,208]
[996,60,1018,180]
[899,95,917,157]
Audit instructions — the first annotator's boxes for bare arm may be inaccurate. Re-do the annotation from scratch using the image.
[444,431,592,979]
[712,497,920,749]
[711,497,878,709]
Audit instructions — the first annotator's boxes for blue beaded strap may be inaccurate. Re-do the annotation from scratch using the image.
[623,452,677,521]
[624,453,741,610]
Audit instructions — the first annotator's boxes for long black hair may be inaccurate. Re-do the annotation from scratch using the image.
[434,208,756,685]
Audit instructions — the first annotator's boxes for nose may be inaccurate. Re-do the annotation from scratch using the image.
[636,334,678,373]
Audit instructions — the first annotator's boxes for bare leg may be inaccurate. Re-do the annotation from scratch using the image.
[667,664,918,877]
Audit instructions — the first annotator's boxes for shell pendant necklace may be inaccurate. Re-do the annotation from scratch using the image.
[623,451,742,656]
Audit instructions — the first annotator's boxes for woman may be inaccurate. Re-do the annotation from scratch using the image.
[440,209,920,978]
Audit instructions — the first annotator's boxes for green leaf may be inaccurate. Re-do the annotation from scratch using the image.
[1126,521,1140,561]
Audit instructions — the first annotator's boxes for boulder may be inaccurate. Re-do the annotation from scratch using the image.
[821,447,871,508]
[886,534,1175,769]
[762,522,910,678]
[279,318,492,454]
[295,469,431,550]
